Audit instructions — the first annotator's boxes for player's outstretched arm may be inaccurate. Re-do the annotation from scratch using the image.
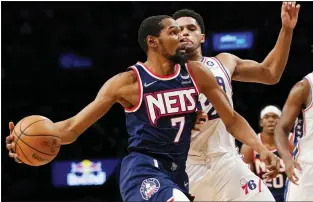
[54,71,136,145]
[216,2,300,85]
[188,61,279,168]
[274,80,310,184]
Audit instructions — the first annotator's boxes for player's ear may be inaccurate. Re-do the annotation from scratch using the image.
[259,119,263,128]
[200,34,205,43]
[147,36,158,48]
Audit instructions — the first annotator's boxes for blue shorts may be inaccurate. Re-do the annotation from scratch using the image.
[119,152,192,202]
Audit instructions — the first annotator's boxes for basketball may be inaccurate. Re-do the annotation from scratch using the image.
[11,115,61,166]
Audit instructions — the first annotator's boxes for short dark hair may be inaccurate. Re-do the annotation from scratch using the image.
[138,15,171,53]
[172,9,205,34]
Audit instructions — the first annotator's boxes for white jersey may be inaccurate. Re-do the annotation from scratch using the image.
[294,72,313,164]
[188,56,237,163]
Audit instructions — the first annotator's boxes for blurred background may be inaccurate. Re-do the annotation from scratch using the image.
[1,1,313,201]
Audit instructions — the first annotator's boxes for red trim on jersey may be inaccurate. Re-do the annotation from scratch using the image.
[211,57,232,90]
[124,66,142,113]
[185,62,200,95]
[137,61,180,80]
[258,177,262,192]
[167,196,174,202]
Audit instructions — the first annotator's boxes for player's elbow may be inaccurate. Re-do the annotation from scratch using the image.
[261,63,281,85]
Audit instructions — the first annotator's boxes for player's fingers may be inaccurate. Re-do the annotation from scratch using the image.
[263,170,277,179]
[6,142,15,151]
[275,157,281,171]
[14,157,22,164]
[295,162,303,173]
[294,4,300,17]
[288,1,292,10]
[6,135,13,144]
[9,122,15,133]
[9,151,18,158]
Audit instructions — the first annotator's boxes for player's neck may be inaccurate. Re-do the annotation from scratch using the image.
[145,54,176,76]
[186,48,203,62]
[260,132,275,146]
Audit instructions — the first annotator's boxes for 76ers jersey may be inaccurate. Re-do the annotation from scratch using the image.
[293,72,313,164]
[125,62,199,165]
[188,57,236,162]
[253,134,287,201]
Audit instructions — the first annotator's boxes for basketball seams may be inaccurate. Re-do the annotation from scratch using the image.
[15,135,57,156]
[15,140,33,165]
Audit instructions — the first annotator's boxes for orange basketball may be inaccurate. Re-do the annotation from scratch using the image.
[11,115,61,166]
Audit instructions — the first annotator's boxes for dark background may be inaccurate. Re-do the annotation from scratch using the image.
[2,1,313,201]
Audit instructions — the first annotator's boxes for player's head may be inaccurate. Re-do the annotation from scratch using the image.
[173,9,205,55]
[259,105,282,135]
[138,15,185,64]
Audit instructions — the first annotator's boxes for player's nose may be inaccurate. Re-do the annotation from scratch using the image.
[181,28,189,36]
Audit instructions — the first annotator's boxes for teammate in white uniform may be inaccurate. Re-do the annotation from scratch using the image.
[275,72,313,201]
[173,2,300,201]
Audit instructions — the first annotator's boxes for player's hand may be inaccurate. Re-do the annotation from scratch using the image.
[193,111,208,131]
[6,122,22,163]
[259,148,280,172]
[284,157,302,185]
[263,165,280,179]
[281,2,300,29]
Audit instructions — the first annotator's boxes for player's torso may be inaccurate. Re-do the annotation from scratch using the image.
[294,72,313,164]
[188,56,236,161]
[254,134,286,198]
[125,62,199,164]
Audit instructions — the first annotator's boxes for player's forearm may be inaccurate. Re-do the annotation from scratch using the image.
[226,112,266,154]
[55,118,80,145]
[261,27,293,84]
[274,124,293,162]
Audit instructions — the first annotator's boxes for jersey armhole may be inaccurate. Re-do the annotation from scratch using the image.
[211,57,232,90]
[124,66,143,113]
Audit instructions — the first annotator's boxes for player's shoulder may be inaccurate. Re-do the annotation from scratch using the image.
[215,52,238,61]
[113,70,137,85]
[292,79,310,94]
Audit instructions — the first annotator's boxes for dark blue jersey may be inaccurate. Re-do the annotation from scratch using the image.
[124,62,199,166]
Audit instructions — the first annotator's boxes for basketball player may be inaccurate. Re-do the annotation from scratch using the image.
[173,2,300,201]
[274,71,313,201]
[6,16,279,202]
[241,105,294,202]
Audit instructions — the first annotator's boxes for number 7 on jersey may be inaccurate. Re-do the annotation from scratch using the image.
[171,117,185,143]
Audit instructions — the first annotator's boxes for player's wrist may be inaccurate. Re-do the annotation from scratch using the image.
[254,142,267,154]
[281,26,294,34]
[280,152,293,163]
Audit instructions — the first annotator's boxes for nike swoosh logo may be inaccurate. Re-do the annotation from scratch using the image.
[184,182,189,187]
[180,74,190,80]
[144,80,157,87]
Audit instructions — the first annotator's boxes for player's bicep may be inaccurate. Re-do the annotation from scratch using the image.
[278,81,307,132]
[217,53,274,84]
[70,72,133,134]
[188,61,234,126]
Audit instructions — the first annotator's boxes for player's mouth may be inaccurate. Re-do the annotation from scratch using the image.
[180,38,193,46]
[179,38,193,51]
